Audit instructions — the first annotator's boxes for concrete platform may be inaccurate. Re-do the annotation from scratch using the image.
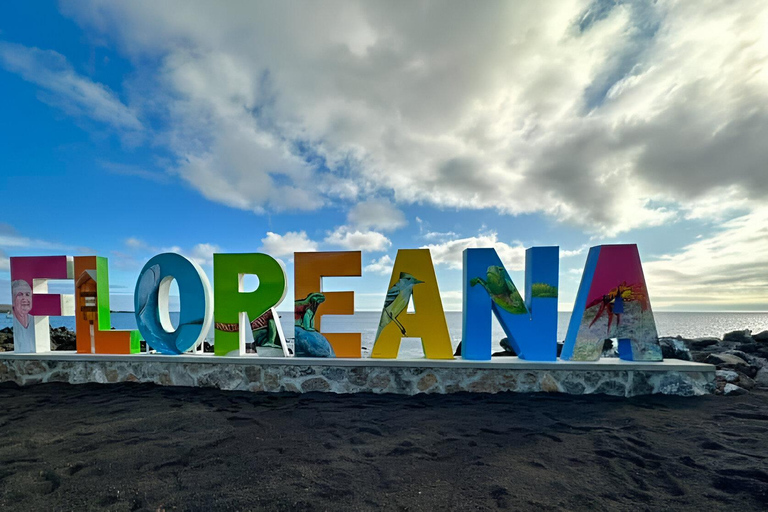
[0,352,715,397]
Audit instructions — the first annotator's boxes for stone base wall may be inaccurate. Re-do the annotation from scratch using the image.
[0,357,715,397]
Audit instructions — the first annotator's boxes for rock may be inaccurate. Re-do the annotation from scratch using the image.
[715,369,739,383]
[499,338,517,355]
[300,377,331,392]
[723,329,753,343]
[492,350,516,357]
[736,372,756,390]
[705,353,748,367]
[454,341,462,357]
[659,337,692,361]
[49,327,76,351]
[294,327,335,358]
[735,342,759,353]
[417,372,438,391]
[683,337,720,350]
[601,339,617,358]
[755,368,768,387]
[754,330,768,342]
[724,349,752,361]
[723,383,748,396]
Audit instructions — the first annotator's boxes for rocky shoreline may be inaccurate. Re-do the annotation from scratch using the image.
[2,326,767,395]
[658,329,768,395]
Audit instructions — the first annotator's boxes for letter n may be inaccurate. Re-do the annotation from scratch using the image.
[462,247,558,361]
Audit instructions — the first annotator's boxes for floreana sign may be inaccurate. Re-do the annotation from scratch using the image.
[8,244,662,363]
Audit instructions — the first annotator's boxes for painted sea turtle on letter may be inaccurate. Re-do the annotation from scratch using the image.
[470,266,527,315]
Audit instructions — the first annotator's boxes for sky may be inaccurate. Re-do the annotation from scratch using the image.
[0,0,767,313]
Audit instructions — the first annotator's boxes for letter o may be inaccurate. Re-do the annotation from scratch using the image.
[134,253,213,354]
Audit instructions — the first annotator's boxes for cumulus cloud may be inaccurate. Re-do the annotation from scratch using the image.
[188,243,219,267]
[364,254,394,275]
[260,231,318,258]
[0,41,141,133]
[422,231,526,270]
[53,0,766,235]
[324,226,391,252]
[348,199,407,232]
[16,0,751,246]
[113,238,221,270]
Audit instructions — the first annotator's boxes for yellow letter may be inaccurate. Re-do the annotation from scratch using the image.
[371,249,453,359]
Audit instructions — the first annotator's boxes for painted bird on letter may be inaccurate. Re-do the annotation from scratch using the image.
[375,272,424,342]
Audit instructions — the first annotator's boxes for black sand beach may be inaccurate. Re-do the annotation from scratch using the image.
[0,383,766,511]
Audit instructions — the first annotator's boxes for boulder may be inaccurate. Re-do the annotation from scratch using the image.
[50,326,76,351]
[499,338,517,355]
[715,369,739,383]
[705,353,748,367]
[704,353,757,377]
[754,330,768,342]
[723,383,748,396]
[601,339,617,358]
[735,342,759,354]
[736,372,756,390]
[723,349,750,362]
[723,329,753,343]
[683,337,720,350]
[755,368,768,387]
[659,337,692,361]
[294,327,335,358]
[0,330,13,352]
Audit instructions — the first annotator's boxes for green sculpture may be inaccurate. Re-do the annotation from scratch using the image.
[294,292,326,331]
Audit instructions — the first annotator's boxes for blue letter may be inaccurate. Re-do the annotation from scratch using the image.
[462,247,559,361]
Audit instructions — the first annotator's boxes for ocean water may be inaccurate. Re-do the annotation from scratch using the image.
[3,311,767,358]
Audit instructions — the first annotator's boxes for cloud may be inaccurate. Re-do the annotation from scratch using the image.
[51,1,768,236]
[0,249,9,272]
[188,243,219,267]
[324,226,391,252]
[422,231,459,242]
[101,161,169,183]
[347,199,407,232]
[0,41,141,133]
[364,254,394,275]
[124,237,148,249]
[0,224,73,251]
[560,246,586,258]
[114,238,221,270]
[260,231,318,258]
[644,206,768,310]
[422,231,526,270]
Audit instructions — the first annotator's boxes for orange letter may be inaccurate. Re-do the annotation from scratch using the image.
[294,251,362,358]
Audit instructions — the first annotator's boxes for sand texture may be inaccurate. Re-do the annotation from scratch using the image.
[0,382,766,511]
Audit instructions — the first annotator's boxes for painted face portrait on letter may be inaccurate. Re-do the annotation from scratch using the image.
[12,279,33,328]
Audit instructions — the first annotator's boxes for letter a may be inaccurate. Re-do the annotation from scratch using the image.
[371,249,453,359]
[561,244,662,361]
